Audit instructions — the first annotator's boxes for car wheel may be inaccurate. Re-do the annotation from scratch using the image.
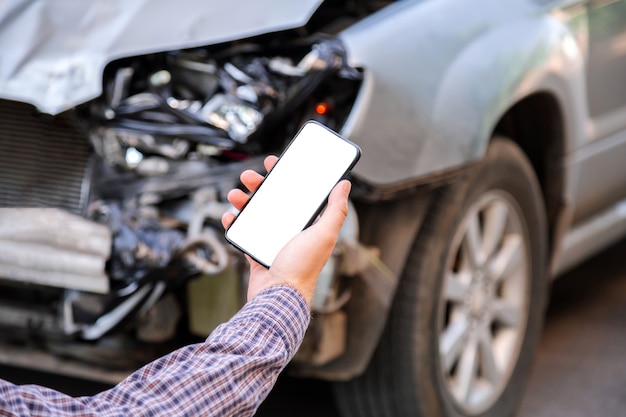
[334,137,548,417]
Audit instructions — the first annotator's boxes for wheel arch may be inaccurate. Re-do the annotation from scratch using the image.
[492,91,566,262]
[342,4,586,194]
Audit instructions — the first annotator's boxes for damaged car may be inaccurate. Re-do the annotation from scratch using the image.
[2,0,626,416]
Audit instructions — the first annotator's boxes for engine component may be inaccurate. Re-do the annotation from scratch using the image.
[81,284,154,340]
[0,208,111,293]
[89,39,361,173]
[199,93,263,143]
[136,293,181,343]
[98,202,186,283]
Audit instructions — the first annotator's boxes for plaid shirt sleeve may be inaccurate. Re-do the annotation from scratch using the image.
[0,285,310,417]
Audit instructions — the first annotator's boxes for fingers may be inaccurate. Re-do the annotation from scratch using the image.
[239,155,278,193]
[240,170,264,193]
[224,155,278,230]
[264,155,278,172]
[222,188,251,230]
[227,188,249,210]
[221,211,235,230]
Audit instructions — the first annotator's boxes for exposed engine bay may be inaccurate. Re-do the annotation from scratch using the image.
[0,1,390,376]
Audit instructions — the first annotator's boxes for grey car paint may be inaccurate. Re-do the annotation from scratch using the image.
[551,0,626,273]
[0,0,322,115]
[570,0,626,222]
[339,0,586,189]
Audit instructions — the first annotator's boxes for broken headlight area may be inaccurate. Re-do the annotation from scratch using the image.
[78,36,362,341]
[87,38,362,174]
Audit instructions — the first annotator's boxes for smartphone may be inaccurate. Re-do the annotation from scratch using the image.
[225,120,361,268]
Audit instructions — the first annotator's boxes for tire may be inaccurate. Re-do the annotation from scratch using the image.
[334,137,548,417]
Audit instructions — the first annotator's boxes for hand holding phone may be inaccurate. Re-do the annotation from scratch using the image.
[222,163,352,303]
[225,121,361,268]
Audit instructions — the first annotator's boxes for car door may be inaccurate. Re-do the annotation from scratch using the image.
[572,0,626,222]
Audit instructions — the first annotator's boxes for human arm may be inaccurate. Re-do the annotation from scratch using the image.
[0,286,308,417]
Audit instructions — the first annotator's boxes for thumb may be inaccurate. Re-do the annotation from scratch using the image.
[315,180,351,235]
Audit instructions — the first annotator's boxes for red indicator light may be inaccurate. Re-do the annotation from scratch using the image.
[315,102,329,115]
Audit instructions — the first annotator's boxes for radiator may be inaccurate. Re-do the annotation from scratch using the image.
[0,100,92,214]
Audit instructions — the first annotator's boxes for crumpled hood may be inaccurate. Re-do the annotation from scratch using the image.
[0,0,323,115]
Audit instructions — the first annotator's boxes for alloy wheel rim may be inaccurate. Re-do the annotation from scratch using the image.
[437,191,529,414]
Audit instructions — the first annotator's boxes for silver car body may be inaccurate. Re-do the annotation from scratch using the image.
[2,0,626,383]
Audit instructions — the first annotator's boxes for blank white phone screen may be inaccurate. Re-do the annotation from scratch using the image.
[225,122,360,267]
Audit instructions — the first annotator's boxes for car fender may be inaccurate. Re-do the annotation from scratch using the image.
[432,16,585,156]
[340,0,586,194]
